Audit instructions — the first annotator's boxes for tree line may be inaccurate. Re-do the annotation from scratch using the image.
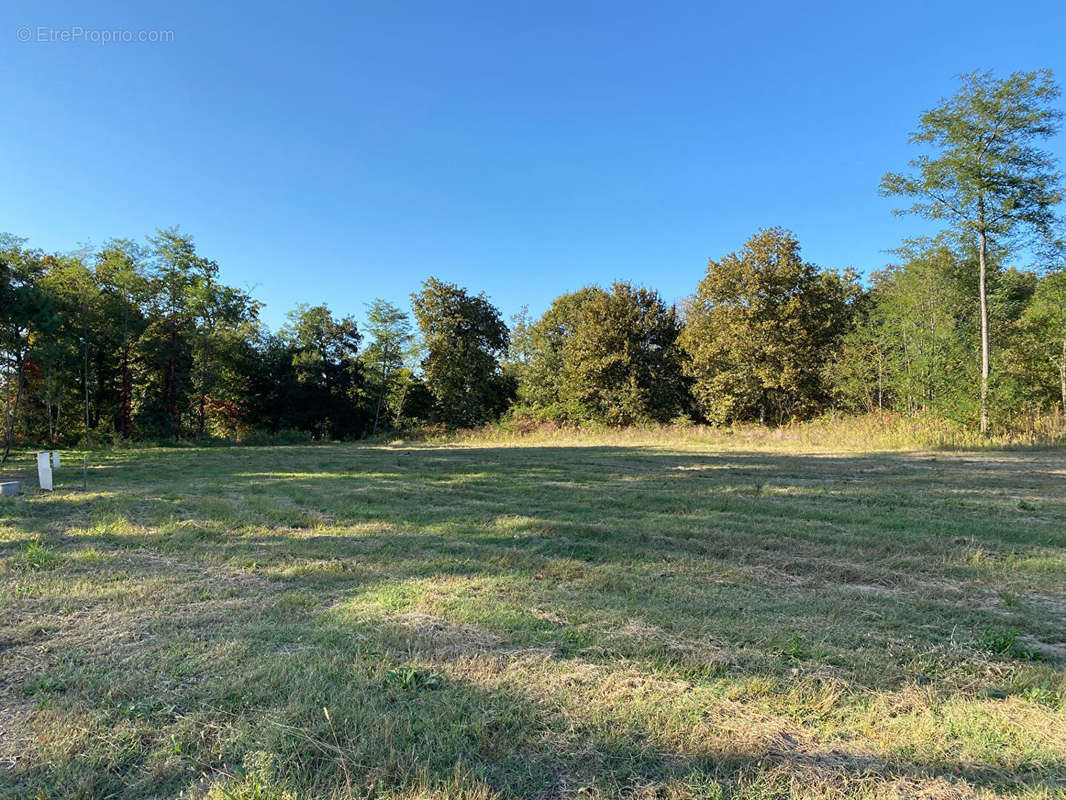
[2,70,1064,457]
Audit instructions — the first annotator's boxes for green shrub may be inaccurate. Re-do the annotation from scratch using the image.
[12,539,59,572]
[976,628,1041,660]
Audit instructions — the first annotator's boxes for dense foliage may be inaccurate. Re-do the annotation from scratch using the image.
[3,223,1065,454]
[880,69,1064,433]
[3,70,1065,453]
[510,283,687,424]
[411,278,512,427]
[680,228,858,425]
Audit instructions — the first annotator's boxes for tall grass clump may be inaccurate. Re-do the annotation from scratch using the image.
[409,411,1066,452]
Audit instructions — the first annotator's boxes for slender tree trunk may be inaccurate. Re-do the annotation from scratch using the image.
[120,344,132,438]
[394,376,410,428]
[978,230,990,436]
[877,351,883,411]
[119,305,132,438]
[2,352,25,465]
[372,378,385,435]
[1060,335,1066,417]
[83,333,91,445]
[197,346,210,440]
[372,342,389,435]
[165,318,180,439]
[2,371,12,465]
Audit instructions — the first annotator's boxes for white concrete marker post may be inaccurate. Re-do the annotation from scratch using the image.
[52,451,60,469]
[37,452,53,491]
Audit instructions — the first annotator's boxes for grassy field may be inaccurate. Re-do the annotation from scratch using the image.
[1,432,1065,799]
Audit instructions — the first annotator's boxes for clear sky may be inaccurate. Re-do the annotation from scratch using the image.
[4,0,1066,330]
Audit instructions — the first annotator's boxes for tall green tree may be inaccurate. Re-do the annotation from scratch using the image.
[188,276,260,439]
[831,240,973,418]
[515,287,605,416]
[245,331,302,435]
[825,327,882,415]
[558,283,687,424]
[881,69,1064,434]
[282,304,366,438]
[140,228,216,437]
[681,228,857,424]
[362,299,414,434]
[1010,268,1066,414]
[502,306,534,388]
[411,278,510,426]
[94,240,149,438]
[0,236,53,463]
[38,253,101,443]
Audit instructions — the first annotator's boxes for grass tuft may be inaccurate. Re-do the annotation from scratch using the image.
[975,628,1042,661]
[385,667,444,691]
[11,537,59,572]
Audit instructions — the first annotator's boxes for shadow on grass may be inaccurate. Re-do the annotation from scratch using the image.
[8,562,1064,799]
[2,444,1065,798]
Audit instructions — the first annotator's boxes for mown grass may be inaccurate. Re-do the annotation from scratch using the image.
[1,432,1065,799]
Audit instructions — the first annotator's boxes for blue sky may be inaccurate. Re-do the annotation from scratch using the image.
[4,0,1066,331]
